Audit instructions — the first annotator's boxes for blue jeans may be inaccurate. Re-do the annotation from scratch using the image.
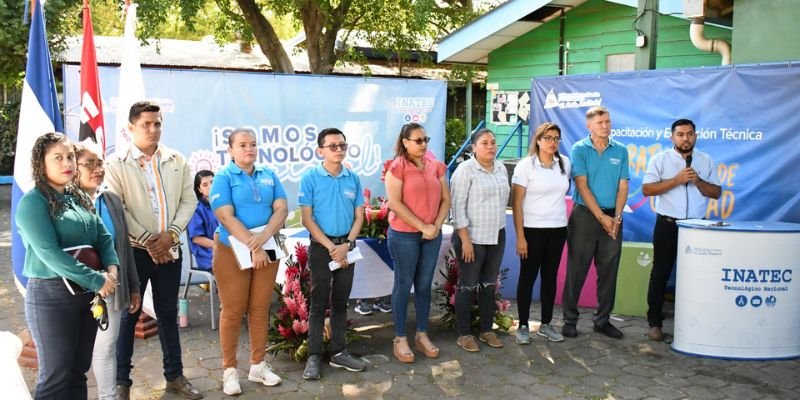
[116,248,183,386]
[25,278,97,400]
[388,227,443,336]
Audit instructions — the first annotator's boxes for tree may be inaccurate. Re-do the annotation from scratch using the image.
[147,0,480,75]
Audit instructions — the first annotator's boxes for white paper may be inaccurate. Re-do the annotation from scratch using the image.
[230,225,286,270]
[328,247,364,271]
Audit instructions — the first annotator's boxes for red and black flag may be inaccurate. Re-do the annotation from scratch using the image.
[79,0,106,152]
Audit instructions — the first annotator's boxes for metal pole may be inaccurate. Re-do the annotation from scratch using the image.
[634,0,659,70]
[465,69,473,138]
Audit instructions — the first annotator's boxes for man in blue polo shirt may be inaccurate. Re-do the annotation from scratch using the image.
[642,118,721,341]
[562,106,630,339]
[298,127,366,380]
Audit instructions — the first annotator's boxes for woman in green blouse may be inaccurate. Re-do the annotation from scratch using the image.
[15,133,119,399]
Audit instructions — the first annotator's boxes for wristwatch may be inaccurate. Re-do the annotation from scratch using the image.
[169,231,180,245]
[345,239,356,250]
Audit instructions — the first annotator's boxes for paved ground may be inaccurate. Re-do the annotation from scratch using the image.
[2,184,799,399]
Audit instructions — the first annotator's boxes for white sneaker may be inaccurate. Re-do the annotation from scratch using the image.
[248,361,282,386]
[222,367,242,395]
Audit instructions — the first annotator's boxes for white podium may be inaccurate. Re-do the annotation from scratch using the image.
[672,221,800,359]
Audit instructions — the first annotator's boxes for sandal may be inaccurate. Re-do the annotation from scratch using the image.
[393,337,415,363]
[415,332,440,358]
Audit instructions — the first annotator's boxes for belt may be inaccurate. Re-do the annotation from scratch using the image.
[657,214,680,224]
[310,235,350,245]
[576,203,615,216]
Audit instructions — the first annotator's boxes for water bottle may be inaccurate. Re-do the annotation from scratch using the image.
[178,298,189,328]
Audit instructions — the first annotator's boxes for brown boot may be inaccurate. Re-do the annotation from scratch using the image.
[165,375,204,399]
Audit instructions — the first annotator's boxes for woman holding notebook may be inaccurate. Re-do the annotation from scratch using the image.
[209,128,288,395]
[15,133,119,398]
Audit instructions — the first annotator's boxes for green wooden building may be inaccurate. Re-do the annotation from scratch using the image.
[438,0,800,159]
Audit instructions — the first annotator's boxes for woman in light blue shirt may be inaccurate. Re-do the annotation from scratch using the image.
[450,128,510,352]
[209,128,288,395]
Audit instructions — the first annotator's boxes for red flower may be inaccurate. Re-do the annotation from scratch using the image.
[278,324,293,339]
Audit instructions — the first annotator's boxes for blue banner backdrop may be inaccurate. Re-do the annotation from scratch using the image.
[531,63,800,242]
[62,66,447,214]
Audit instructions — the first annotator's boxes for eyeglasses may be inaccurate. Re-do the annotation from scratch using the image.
[405,136,431,145]
[322,143,348,152]
[78,160,104,170]
[540,136,561,143]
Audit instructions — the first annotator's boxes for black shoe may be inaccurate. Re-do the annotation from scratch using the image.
[562,324,577,338]
[116,384,130,400]
[165,375,204,399]
[329,350,366,372]
[593,322,624,339]
[303,355,321,380]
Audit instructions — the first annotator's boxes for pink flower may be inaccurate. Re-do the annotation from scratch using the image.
[377,202,389,219]
[365,207,373,224]
[297,295,309,320]
[363,188,372,204]
[295,243,308,268]
[284,296,298,317]
[496,299,511,312]
[292,319,309,335]
[449,294,456,306]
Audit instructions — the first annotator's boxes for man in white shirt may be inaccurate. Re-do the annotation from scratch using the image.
[642,118,721,341]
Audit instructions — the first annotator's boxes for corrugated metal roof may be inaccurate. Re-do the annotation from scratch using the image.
[57,35,453,80]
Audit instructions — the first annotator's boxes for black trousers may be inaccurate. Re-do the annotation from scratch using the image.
[647,215,679,327]
[117,249,183,386]
[307,241,355,356]
[516,227,567,326]
[562,205,622,327]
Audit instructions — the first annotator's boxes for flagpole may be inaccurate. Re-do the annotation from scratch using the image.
[12,0,64,293]
[110,1,145,157]
[79,0,107,152]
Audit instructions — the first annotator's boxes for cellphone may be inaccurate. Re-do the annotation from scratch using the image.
[169,245,180,259]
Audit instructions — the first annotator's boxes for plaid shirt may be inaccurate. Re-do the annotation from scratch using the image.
[450,158,510,245]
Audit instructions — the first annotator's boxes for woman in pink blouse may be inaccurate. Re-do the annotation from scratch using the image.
[385,123,451,363]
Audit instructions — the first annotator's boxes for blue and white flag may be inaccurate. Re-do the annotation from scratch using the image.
[11,0,64,293]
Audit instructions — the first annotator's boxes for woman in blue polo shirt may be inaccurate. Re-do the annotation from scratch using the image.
[210,128,288,395]
[187,170,219,271]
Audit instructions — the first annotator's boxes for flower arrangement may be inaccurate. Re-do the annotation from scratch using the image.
[434,249,514,331]
[359,188,389,239]
[268,243,367,362]
[268,243,312,362]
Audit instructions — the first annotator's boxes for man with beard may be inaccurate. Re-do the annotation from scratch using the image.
[642,119,721,341]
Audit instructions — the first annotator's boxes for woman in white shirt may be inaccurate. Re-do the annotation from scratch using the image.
[511,122,571,344]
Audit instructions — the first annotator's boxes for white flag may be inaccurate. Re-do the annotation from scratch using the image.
[109,3,145,157]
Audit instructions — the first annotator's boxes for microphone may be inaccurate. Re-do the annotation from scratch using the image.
[685,155,693,187]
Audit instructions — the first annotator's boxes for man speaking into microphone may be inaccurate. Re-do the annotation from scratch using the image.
[642,119,721,341]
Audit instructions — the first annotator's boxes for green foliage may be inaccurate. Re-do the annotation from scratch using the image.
[0,0,79,87]
[0,101,21,175]
[445,118,466,162]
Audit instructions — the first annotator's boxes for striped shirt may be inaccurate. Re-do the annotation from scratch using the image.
[130,145,168,232]
[450,157,510,245]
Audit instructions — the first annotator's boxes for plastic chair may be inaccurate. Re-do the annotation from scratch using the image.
[181,233,217,330]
